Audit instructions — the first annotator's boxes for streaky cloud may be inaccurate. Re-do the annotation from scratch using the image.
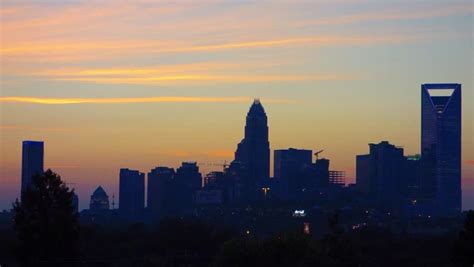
[0,96,290,105]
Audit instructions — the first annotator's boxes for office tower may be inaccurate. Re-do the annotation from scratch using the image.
[421,83,462,216]
[72,192,79,213]
[21,141,44,193]
[89,186,110,211]
[119,168,145,217]
[175,162,202,190]
[356,141,405,212]
[356,154,372,194]
[312,158,330,189]
[403,155,422,199]
[232,99,270,202]
[274,148,312,200]
[147,166,175,214]
[224,161,246,203]
[174,162,202,212]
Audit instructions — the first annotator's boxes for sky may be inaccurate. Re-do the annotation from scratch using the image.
[0,0,472,211]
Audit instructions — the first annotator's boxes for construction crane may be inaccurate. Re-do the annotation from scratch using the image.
[197,161,230,170]
[314,150,324,161]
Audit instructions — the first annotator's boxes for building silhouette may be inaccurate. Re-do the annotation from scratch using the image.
[176,162,202,190]
[356,141,405,213]
[173,162,202,213]
[89,186,110,212]
[21,141,44,194]
[421,83,462,216]
[200,171,228,204]
[231,99,270,203]
[274,148,312,201]
[147,166,175,216]
[119,168,145,218]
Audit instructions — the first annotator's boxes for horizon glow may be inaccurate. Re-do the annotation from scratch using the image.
[0,0,472,211]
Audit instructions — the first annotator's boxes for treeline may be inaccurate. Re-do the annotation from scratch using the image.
[1,216,473,266]
[1,170,473,267]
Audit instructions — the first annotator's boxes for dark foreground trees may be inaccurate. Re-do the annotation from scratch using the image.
[13,169,79,266]
[453,211,474,266]
[7,173,473,267]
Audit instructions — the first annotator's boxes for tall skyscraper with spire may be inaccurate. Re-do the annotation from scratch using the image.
[421,83,461,216]
[230,99,270,202]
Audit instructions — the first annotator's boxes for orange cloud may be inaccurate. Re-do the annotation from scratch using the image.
[29,63,361,85]
[1,35,424,57]
[33,63,233,77]
[466,160,474,166]
[0,96,289,105]
[48,74,358,85]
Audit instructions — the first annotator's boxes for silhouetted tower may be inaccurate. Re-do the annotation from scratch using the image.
[119,168,145,218]
[421,84,462,216]
[147,166,175,214]
[21,141,44,194]
[356,141,405,213]
[274,148,312,201]
[232,99,270,202]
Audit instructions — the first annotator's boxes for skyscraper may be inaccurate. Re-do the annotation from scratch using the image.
[147,166,175,215]
[356,141,405,213]
[21,141,44,194]
[274,148,312,201]
[160,162,201,214]
[421,83,462,216]
[175,162,202,190]
[119,168,145,217]
[232,99,270,202]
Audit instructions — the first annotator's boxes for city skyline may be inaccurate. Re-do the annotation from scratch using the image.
[6,93,468,213]
[1,1,473,211]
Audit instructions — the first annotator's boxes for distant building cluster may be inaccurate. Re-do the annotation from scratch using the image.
[356,84,461,217]
[19,83,462,221]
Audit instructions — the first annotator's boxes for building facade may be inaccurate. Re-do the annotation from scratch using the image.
[119,168,145,217]
[147,166,175,215]
[232,99,270,203]
[356,141,405,213]
[421,83,462,216]
[274,148,312,201]
[21,141,44,194]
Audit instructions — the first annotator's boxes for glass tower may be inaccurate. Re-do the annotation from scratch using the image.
[421,83,461,216]
[21,141,44,194]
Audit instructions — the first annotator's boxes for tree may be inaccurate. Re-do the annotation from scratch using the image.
[13,169,79,266]
[452,210,474,266]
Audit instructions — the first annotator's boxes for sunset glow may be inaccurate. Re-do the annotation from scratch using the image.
[1,0,472,212]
